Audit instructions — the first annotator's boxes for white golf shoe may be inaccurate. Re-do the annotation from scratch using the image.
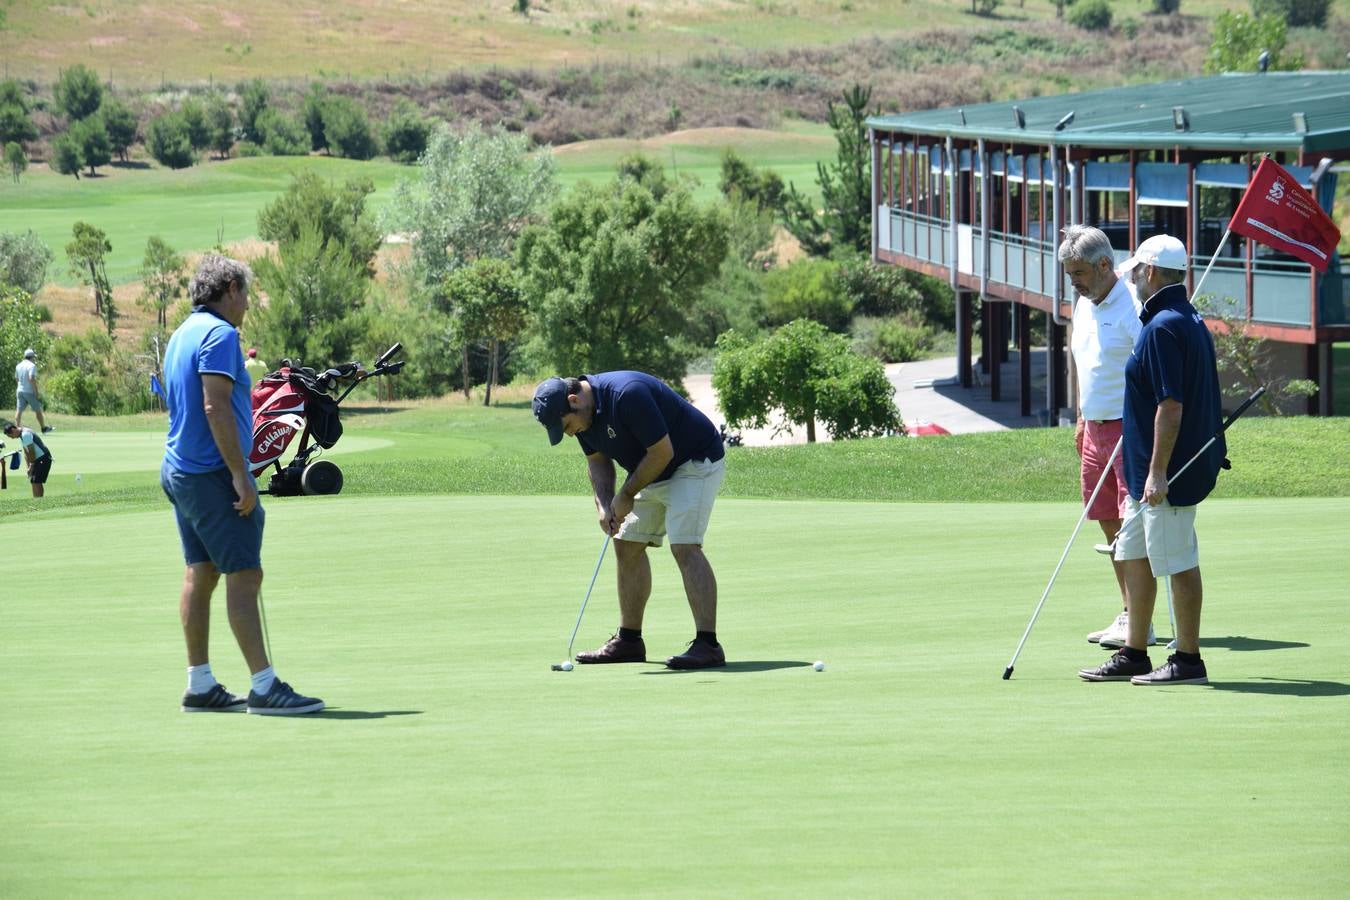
[1099,612,1157,648]
[1087,611,1127,644]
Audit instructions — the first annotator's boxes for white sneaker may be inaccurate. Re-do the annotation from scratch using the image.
[1087,611,1127,644]
[1099,613,1157,648]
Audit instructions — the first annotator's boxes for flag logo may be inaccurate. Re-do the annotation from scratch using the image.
[1265,177,1285,204]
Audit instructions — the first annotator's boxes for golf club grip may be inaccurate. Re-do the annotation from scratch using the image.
[375,342,403,368]
[1221,385,1266,432]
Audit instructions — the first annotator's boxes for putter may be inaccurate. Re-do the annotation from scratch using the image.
[258,588,275,670]
[552,534,611,670]
[1002,436,1123,680]
[1094,385,1266,557]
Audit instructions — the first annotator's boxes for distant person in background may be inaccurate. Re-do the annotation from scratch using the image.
[14,348,52,433]
[1058,225,1150,650]
[162,254,324,715]
[3,419,52,498]
[243,348,269,385]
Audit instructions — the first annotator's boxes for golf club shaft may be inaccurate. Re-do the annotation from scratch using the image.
[1002,435,1123,680]
[1109,385,1266,550]
[567,534,611,660]
[259,588,275,669]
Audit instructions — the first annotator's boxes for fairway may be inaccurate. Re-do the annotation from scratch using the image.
[2,493,1347,896]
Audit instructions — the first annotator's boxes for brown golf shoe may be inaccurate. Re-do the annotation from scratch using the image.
[665,639,727,670]
[575,633,647,664]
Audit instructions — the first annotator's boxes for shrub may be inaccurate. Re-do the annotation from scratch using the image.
[322,95,379,160]
[1251,0,1329,28]
[257,108,309,156]
[383,99,432,163]
[1069,0,1113,31]
[0,230,55,293]
[762,258,852,331]
[145,112,194,169]
[852,315,934,363]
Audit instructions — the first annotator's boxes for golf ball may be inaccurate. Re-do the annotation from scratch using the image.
[561,661,574,671]
[813,660,825,672]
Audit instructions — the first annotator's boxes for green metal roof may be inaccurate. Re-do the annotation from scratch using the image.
[867,72,1350,152]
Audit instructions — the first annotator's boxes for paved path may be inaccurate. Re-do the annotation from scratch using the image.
[685,350,1059,446]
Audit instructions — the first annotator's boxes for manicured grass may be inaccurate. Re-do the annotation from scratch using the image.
[1,493,1347,895]
[4,400,1346,522]
[3,126,830,287]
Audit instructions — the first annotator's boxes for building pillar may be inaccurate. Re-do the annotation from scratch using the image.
[1018,303,1032,417]
[979,299,991,377]
[990,302,1003,402]
[958,290,974,388]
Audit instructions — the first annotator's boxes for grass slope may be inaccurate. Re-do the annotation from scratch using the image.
[1,493,1347,895]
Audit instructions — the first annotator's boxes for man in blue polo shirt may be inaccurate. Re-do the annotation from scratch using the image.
[161,254,324,715]
[1078,235,1224,687]
[533,372,728,669]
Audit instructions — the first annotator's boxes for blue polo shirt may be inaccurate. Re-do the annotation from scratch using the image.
[1122,283,1225,507]
[575,371,724,482]
[163,307,253,474]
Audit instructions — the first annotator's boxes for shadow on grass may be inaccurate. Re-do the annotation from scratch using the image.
[111,160,151,170]
[1208,679,1350,697]
[1201,636,1310,652]
[641,660,812,675]
[305,709,425,719]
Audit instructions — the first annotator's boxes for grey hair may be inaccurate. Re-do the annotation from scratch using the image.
[1057,225,1115,267]
[189,254,252,306]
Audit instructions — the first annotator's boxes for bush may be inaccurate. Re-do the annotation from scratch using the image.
[1151,0,1180,12]
[1069,0,1113,31]
[322,95,379,160]
[145,112,194,169]
[762,258,852,331]
[383,99,432,164]
[0,230,54,294]
[852,315,934,363]
[239,78,270,143]
[50,132,83,178]
[1251,0,1329,28]
[236,140,264,158]
[54,63,103,121]
[257,108,309,156]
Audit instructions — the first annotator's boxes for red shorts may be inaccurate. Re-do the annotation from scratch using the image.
[1080,419,1127,521]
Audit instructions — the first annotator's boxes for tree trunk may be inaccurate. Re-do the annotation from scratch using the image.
[461,346,471,400]
[88,263,100,313]
[806,416,816,443]
[483,338,498,407]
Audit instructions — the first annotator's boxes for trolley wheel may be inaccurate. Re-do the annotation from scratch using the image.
[300,459,344,495]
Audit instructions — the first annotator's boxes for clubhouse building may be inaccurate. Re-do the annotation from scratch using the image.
[867,71,1350,419]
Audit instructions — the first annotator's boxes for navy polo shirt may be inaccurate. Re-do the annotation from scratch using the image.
[575,371,724,482]
[1122,283,1225,507]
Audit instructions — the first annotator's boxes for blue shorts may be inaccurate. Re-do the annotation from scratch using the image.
[160,461,265,573]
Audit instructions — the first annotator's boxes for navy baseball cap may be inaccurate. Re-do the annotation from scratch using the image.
[532,377,570,445]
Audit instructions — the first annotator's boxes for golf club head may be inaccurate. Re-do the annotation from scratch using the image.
[1002,665,1014,680]
[550,663,564,671]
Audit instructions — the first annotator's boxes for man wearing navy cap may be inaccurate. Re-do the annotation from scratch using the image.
[1078,235,1224,686]
[533,372,728,669]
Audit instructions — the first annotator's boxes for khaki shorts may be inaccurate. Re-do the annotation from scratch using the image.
[617,457,725,547]
[1113,496,1199,576]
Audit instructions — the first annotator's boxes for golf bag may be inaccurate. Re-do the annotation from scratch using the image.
[248,343,405,497]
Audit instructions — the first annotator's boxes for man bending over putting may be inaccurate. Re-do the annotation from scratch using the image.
[533,372,728,669]
[162,254,324,714]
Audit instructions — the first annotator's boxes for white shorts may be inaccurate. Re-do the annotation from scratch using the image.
[616,457,725,547]
[1113,496,1199,576]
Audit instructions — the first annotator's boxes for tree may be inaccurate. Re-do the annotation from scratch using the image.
[138,236,186,330]
[145,112,194,169]
[50,132,84,179]
[0,230,54,293]
[249,226,369,367]
[762,258,852,331]
[719,149,785,213]
[100,98,137,163]
[302,83,329,153]
[1251,0,1329,28]
[179,97,213,152]
[1068,0,1113,31]
[517,168,728,386]
[0,79,39,146]
[0,285,49,380]
[257,170,383,277]
[383,99,432,164]
[713,319,901,443]
[445,258,529,405]
[385,122,558,292]
[1205,11,1302,74]
[239,78,270,143]
[4,141,26,183]
[70,114,112,176]
[257,108,309,156]
[322,95,379,160]
[65,221,112,317]
[55,64,104,121]
[206,92,234,159]
[783,84,876,257]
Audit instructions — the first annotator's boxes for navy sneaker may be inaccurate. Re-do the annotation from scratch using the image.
[246,681,325,716]
[181,683,247,712]
[1131,654,1209,686]
[1078,650,1152,682]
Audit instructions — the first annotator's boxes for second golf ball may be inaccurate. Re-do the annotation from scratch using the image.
[813,660,825,672]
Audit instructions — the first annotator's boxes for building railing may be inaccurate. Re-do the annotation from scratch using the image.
[881,208,1350,329]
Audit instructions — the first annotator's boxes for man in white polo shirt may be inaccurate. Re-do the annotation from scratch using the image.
[1058,225,1152,649]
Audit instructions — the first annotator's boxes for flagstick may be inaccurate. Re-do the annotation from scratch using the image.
[1190,226,1231,302]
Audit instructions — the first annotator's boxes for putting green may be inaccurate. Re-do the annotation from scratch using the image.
[1,495,1347,895]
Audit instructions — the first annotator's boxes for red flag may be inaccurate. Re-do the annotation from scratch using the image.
[1229,157,1342,273]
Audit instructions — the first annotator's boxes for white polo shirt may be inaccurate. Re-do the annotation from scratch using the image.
[1070,276,1141,422]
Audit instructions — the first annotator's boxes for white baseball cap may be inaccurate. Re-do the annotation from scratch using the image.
[1120,234,1188,272]
[22,348,35,360]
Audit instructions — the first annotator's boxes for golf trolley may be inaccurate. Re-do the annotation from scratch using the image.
[248,342,405,496]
